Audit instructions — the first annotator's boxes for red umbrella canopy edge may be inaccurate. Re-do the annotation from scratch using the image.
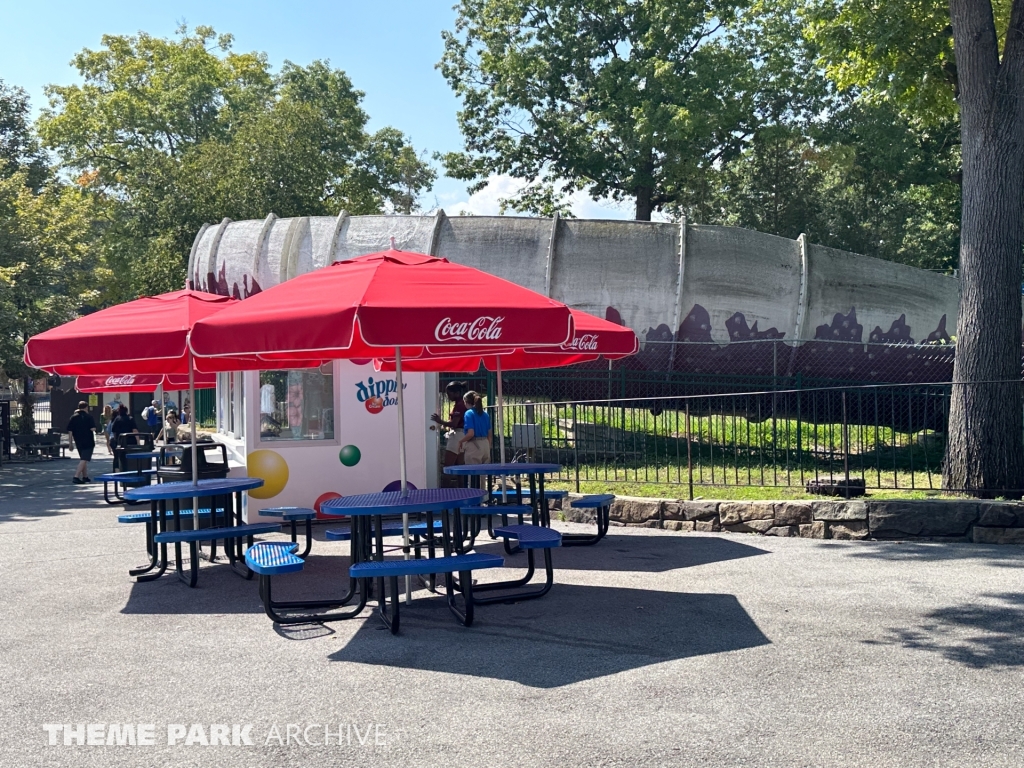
[188,249,575,362]
[75,373,217,393]
[24,290,238,375]
[373,307,639,372]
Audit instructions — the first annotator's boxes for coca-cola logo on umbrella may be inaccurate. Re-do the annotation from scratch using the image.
[104,375,137,387]
[562,334,599,352]
[434,316,504,342]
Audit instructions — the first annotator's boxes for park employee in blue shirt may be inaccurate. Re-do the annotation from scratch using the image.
[458,391,493,464]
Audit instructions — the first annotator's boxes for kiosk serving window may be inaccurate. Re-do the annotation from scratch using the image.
[258,369,334,441]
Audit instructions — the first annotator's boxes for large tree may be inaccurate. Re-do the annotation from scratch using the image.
[690,100,961,271]
[806,0,1024,495]
[39,26,434,302]
[439,0,756,220]
[0,81,99,431]
[944,0,1024,496]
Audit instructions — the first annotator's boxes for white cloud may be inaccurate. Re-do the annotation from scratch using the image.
[443,174,671,221]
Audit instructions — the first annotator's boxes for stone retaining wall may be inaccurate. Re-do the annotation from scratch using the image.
[559,496,1024,544]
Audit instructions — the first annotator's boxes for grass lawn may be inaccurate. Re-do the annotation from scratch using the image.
[545,479,965,501]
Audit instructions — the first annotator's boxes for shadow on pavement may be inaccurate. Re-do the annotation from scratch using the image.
[818,540,1024,568]
[120,549,354,615]
[0,454,115,520]
[471,531,769,572]
[867,592,1024,668]
[329,583,770,688]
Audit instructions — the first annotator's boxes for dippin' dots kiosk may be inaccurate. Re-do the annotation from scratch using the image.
[212,361,439,521]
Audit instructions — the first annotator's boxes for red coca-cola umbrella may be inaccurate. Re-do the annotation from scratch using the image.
[374,307,638,466]
[24,290,237,375]
[75,373,217,392]
[373,308,638,373]
[189,249,573,366]
[190,248,575,602]
[189,249,574,496]
[24,290,250,522]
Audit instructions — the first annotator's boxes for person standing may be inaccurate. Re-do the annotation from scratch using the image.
[66,401,96,484]
[458,391,493,465]
[163,408,180,443]
[430,381,468,481]
[109,404,139,471]
[101,403,113,452]
[143,399,161,435]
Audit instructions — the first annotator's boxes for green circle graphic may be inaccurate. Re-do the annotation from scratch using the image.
[339,444,361,467]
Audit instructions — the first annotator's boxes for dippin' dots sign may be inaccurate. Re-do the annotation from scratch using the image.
[43,723,386,747]
[355,376,406,414]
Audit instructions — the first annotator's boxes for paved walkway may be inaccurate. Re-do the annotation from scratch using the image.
[1,457,1023,767]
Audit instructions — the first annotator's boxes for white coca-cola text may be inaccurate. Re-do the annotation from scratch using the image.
[562,334,599,352]
[434,316,504,342]
[103,375,137,387]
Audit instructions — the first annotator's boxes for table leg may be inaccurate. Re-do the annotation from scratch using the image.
[129,500,160,576]
[137,499,168,582]
[172,497,184,577]
[298,518,313,559]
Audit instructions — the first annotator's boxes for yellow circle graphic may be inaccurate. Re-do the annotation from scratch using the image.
[247,450,289,499]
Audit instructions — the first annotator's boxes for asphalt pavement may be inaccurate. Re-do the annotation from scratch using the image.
[1,454,1022,768]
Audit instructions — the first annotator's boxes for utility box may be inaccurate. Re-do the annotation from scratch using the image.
[512,423,542,450]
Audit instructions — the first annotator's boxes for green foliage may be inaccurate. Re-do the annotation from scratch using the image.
[39,26,435,302]
[0,171,100,378]
[684,101,961,270]
[803,0,961,124]
[663,3,962,271]
[0,81,47,189]
[0,79,100,380]
[439,0,757,219]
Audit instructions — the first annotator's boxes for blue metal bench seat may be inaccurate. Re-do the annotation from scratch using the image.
[349,553,503,579]
[570,493,615,508]
[350,553,504,634]
[563,493,615,546]
[117,507,212,524]
[245,541,367,626]
[259,507,317,558]
[456,505,534,552]
[152,522,281,587]
[246,541,305,575]
[98,469,157,482]
[459,505,532,516]
[97,469,158,505]
[490,488,568,501]
[325,519,443,541]
[469,525,561,605]
[493,524,561,549]
[154,522,280,544]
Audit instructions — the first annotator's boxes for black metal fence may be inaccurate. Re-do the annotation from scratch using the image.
[7,397,52,434]
[427,338,985,495]
[480,382,953,496]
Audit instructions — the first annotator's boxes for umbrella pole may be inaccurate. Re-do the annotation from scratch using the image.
[158,382,165,444]
[395,348,412,603]
[188,352,199,529]
[497,357,507,496]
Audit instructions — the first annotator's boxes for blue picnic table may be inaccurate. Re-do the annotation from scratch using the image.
[124,477,270,587]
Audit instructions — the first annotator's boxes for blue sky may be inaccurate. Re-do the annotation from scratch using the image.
[0,0,631,218]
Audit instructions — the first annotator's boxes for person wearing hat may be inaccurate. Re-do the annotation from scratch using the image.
[66,401,96,484]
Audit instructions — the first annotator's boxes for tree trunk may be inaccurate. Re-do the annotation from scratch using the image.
[18,375,35,436]
[634,185,653,221]
[943,0,1024,497]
